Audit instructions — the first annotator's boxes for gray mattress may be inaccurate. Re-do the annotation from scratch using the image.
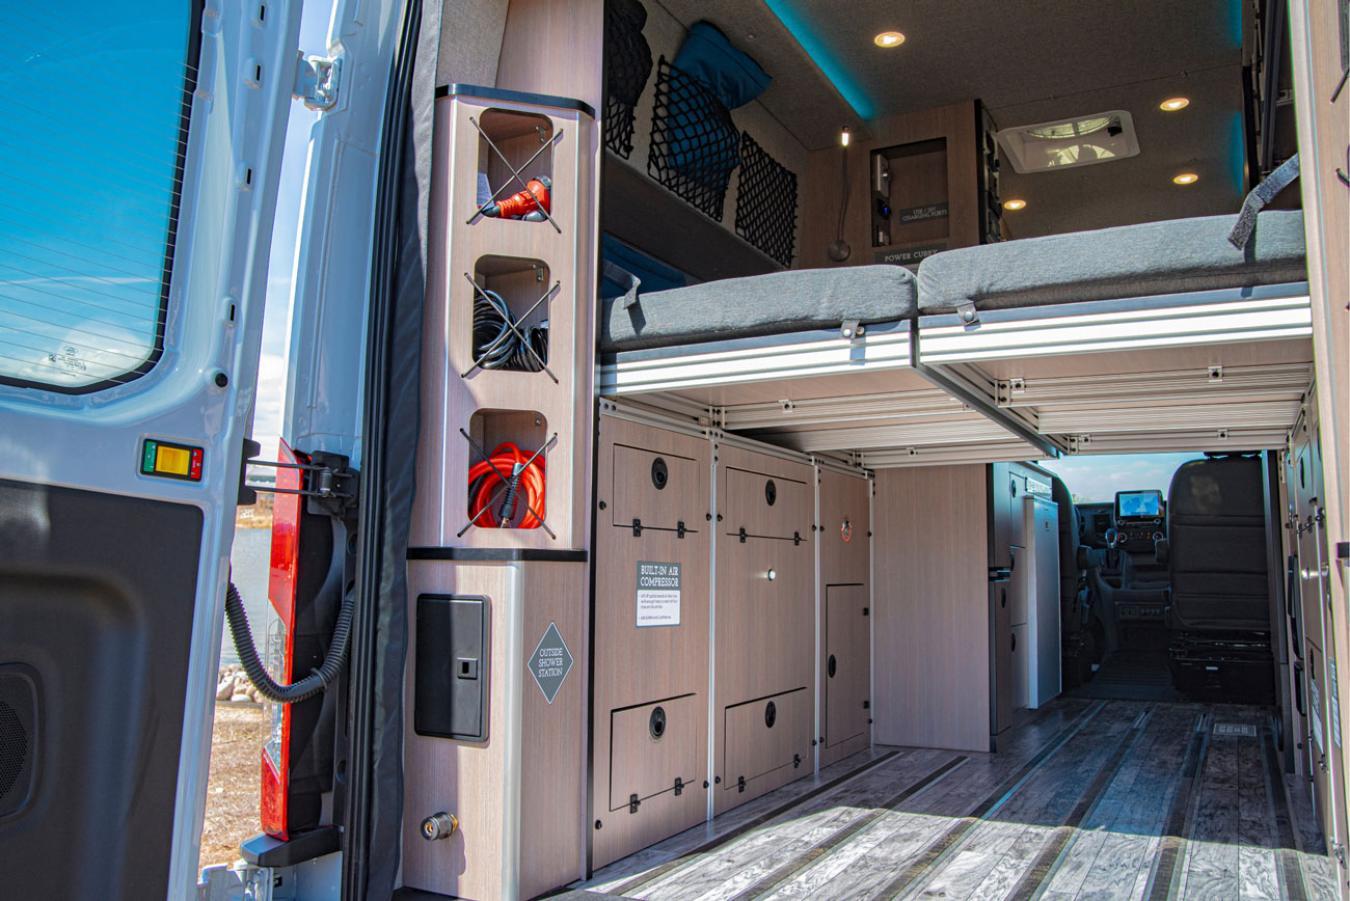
[600,265,917,353]
[916,210,1307,315]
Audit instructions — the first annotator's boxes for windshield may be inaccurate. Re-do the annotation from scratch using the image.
[1039,452,1205,504]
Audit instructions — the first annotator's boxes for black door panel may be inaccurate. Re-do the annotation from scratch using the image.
[0,480,202,900]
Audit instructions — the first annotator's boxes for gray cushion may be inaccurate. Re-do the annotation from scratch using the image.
[916,211,1307,315]
[600,265,917,353]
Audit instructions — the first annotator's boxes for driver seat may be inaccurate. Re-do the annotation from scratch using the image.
[1165,454,1273,690]
[1051,476,1096,686]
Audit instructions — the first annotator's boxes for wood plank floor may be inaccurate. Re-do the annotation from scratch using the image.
[574,699,1338,901]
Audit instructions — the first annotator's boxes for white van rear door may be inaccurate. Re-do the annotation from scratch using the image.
[0,3,302,897]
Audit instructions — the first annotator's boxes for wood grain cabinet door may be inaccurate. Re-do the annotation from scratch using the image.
[825,584,870,750]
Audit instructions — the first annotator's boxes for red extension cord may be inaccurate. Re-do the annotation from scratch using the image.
[467,442,546,529]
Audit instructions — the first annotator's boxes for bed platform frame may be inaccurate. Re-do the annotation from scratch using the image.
[599,281,1313,465]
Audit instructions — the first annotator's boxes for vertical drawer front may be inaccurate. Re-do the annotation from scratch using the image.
[1009,547,1029,625]
[825,584,870,748]
[724,467,810,540]
[611,444,704,533]
[609,694,703,811]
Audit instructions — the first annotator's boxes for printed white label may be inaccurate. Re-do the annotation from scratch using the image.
[636,561,681,627]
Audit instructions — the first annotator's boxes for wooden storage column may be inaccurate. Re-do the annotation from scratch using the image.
[413,87,596,552]
[403,84,597,900]
[988,463,1054,743]
[873,465,990,752]
[816,466,872,768]
[714,440,814,813]
[590,412,711,868]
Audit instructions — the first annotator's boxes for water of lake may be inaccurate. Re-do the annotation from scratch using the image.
[223,528,273,666]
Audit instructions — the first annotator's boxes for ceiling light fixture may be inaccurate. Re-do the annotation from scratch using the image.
[1002,198,1027,211]
[1159,97,1190,112]
[1172,172,1199,185]
[873,31,905,48]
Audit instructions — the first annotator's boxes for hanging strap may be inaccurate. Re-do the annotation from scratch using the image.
[603,260,643,310]
[1228,153,1300,250]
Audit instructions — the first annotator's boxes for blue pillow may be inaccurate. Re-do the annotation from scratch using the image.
[673,21,771,109]
[600,234,692,299]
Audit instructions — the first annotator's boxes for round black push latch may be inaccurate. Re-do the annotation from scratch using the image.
[649,706,667,740]
[765,700,777,728]
[828,654,837,678]
[765,479,777,506]
[651,457,669,490]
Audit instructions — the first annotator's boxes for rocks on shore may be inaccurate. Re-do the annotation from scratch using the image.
[216,664,265,705]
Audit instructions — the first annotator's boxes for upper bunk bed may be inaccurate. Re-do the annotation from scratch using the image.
[599,210,1313,466]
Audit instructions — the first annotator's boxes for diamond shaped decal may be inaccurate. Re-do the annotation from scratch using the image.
[528,622,573,704]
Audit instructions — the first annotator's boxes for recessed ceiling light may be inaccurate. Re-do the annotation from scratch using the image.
[1160,97,1190,112]
[1173,172,1199,185]
[1002,198,1027,211]
[873,31,906,48]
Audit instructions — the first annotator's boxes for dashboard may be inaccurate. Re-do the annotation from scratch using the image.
[1075,497,1167,550]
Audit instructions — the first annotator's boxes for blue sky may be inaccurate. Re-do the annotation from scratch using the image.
[1040,452,1204,503]
[0,5,190,389]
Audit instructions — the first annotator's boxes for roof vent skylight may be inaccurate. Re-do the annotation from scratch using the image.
[997,110,1139,174]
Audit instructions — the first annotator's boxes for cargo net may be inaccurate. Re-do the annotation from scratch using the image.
[647,58,741,222]
[735,132,798,266]
[603,0,652,159]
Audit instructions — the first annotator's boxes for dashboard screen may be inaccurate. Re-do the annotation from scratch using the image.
[1116,490,1163,519]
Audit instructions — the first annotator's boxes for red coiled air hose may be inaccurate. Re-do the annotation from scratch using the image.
[467,442,546,528]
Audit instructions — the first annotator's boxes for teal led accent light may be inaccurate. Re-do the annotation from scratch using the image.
[763,0,876,119]
[1228,111,1247,193]
[1224,0,1243,48]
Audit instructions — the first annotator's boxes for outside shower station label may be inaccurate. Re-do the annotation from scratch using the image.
[636,561,681,627]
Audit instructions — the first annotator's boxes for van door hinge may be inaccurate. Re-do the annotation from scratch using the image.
[673,777,684,796]
[631,518,643,537]
[794,531,803,545]
[239,439,358,522]
[793,753,802,768]
[293,52,341,111]
[677,520,687,539]
[629,793,640,814]
[737,775,746,793]
[739,527,748,543]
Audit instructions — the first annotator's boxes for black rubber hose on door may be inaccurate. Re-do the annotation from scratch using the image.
[224,580,354,704]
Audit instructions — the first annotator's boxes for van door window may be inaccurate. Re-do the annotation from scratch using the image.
[0,5,199,392]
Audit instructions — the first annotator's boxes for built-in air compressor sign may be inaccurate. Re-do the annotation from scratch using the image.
[636,561,681,627]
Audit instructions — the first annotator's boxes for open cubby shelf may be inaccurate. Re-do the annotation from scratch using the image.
[464,409,552,534]
[473,108,557,228]
[468,256,553,376]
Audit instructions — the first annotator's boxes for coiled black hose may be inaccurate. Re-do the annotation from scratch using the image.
[472,287,548,372]
[225,580,354,704]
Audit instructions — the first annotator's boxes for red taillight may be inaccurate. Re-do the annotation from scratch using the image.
[260,439,303,839]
